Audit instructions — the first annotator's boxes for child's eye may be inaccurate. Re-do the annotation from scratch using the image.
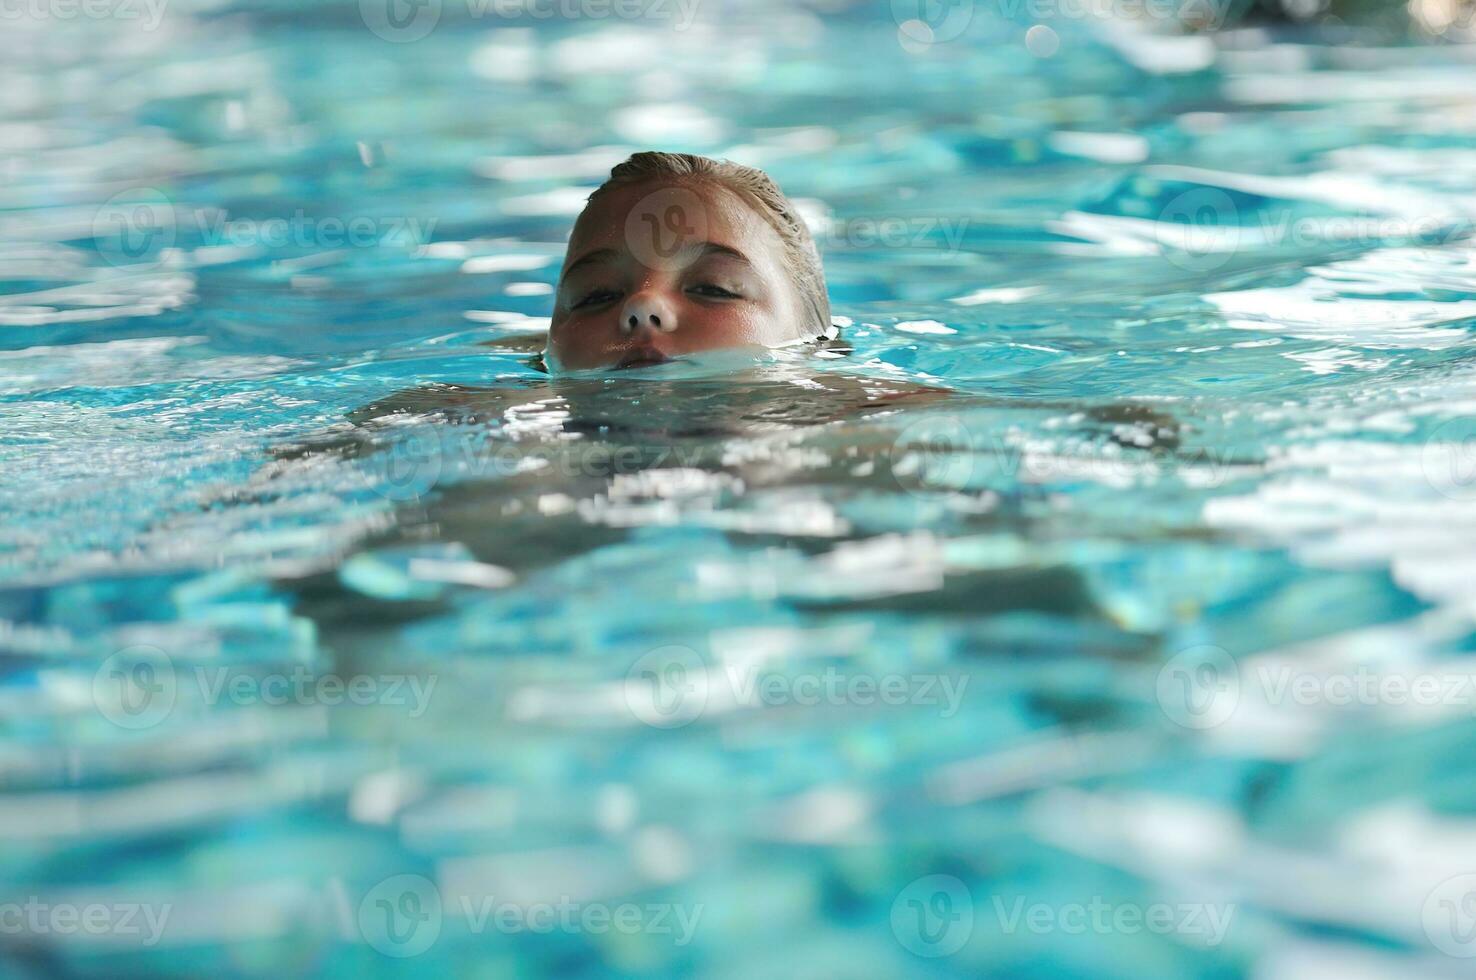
[689,284,740,299]
[572,289,620,310]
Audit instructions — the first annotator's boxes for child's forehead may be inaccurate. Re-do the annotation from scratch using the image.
[565,178,783,263]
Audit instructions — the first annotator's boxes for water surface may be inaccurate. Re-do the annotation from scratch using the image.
[5,3,1476,977]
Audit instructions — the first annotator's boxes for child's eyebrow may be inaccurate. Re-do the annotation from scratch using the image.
[563,247,617,276]
[696,242,753,266]
[562,241,753,279]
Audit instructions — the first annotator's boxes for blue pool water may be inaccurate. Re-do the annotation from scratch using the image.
[5,2,1476,976]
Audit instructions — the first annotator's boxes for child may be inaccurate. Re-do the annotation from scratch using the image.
[295,151,948,471]
[545,151,834,373]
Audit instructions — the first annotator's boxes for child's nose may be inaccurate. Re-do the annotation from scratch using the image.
[619,291,677,336]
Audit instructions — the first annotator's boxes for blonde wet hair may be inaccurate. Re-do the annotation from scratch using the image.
[587,151,832,338]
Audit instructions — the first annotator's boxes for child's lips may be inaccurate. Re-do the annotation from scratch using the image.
[616,347,673,370]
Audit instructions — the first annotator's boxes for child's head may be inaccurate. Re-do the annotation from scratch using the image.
[545,152,830,372]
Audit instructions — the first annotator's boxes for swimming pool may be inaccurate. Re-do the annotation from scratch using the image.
[5,1,1476,976]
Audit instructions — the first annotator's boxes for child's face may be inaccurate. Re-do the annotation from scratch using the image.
[546,179,808,372]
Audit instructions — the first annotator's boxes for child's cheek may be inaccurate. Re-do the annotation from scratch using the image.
[670,305,770,351]
[549,313,590,344]
[547,317,588,361]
